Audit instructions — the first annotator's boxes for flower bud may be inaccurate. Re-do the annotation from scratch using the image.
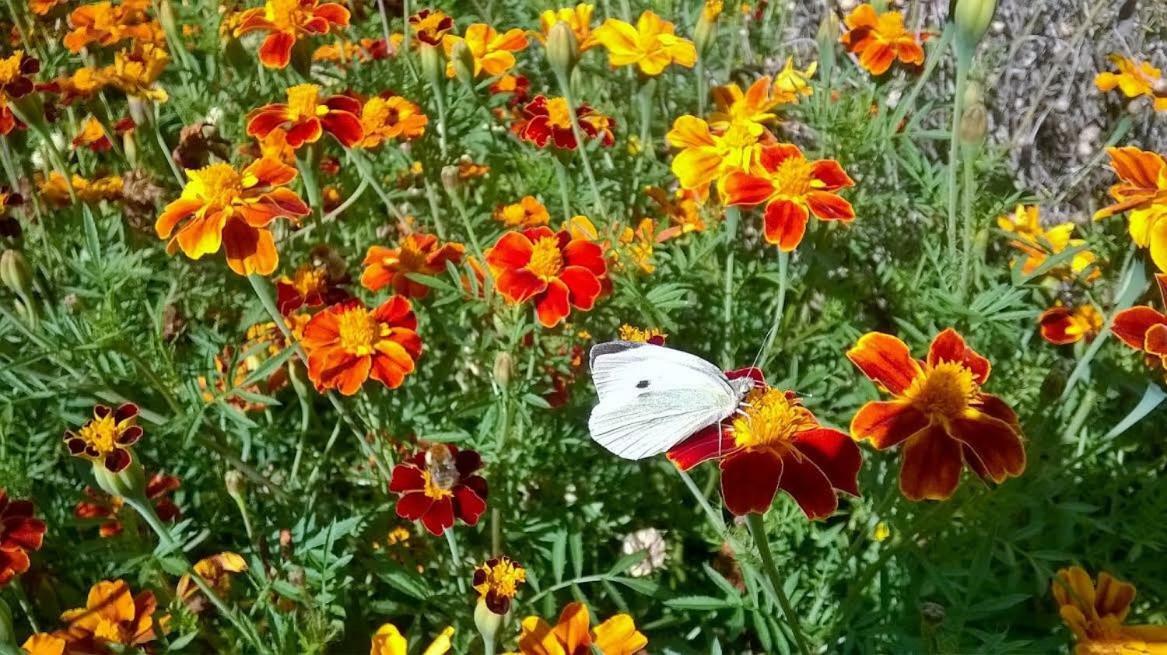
[694,0,722,54]
[420,43,444,87]
[546,21,580,78]
[92,458,146,501]
[492,351,512,388]
[0,249,33,300]
[1153,78,1167,98]
[473,598,502,652]
[440,165,460,194]
[953,0,998,56]
[225,469,246,498]
[450,40,475,86]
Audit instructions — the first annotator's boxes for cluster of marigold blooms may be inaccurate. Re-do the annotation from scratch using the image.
[5,0,1167,652]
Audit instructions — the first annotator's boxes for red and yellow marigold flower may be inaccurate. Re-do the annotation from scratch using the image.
[155,158,309,275]
[442,24,528,78]
[839,3,925,76]
[1039,304,1103,345]
[100,42,169,102]
[1093,147,1167,273]
[176,552,247,612]
[0,491,46,587]
[64,403,143,473]
[63,0,163,52]
[847,329,1026,501]
[233,0,350,69]
[646,185,707,239]
[724,143,855,251]
[667,115,768,193]
[474,556,526,615]
[538,4,596,51]
[485,226,607,328]
[518,601,647,655]
[73,116,113,152]
[301,296,422,395]
[1095,55,1167,112]
[74,473,180,538]
[39,172,124,207]
[371,623,454,655]
[592,10,696,76]
[513,95,615,150]
[358,94,428,148]
[709,74,798,133]
[669,368,861,517]
[1113,274,1167,377]
[998,204,1098,281]
[409,9,453,46]
[495,196,550,228]
[276,262,349,314]
[361,233,465,299]
[0,51,39,136]
[1053,566,1167,653]
[247,84,363,149]
[61,579,159,649]
[389,444,487,537]
[618,324,666,345]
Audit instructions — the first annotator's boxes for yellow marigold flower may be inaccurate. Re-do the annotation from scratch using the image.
[617,218,657,274]
[103,42,169,102]
[495,195,550,228]
[997,205,1097,281]
[1094,147,1167,273]
[710,76,784,132]
[442,24,528,78]
[176,552,247,612]
[667,114,765,193]
[538,3,596,50]
[60,579,160,648]
[359,95,428,148]
[618,324,666,344]
[371,623,454,655]
[518,602,647,655]
[473,556,526,614]
[1095,54,1167,112]
[872,521,890,542]
[1053,566,1167,653]
[63,0,164,53]
[592,10,696,76]
[773,57,816,103]
[646,185,708,239]
[39,172,124,206]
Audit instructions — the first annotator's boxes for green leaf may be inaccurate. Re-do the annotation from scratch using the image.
[665,595,734,610]
[1104,383,1167,440]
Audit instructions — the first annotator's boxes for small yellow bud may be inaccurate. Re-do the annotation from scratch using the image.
[546,21,580,78]
[0,249,33,300]
[493,351,513,387]
[450,40,475,86]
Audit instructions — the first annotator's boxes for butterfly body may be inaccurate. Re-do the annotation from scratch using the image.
[587,341,753,460]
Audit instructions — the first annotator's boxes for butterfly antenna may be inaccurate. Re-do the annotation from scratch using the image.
[748,310,782,378]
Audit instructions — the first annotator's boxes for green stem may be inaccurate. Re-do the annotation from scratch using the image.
[445,530,468,593]
[759,249,789,369]
[888,26,953,136]
[552,156,572,221]
[946,54,970,262]
[150,103,184,186]
[446,186,486,262]
[553,71,609,223]
[957,141,979,295]
[721,208,739,368]
[747,513,812,655]
[296,145,322,220]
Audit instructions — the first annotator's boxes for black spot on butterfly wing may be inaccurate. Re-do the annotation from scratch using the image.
[636,380,650,389]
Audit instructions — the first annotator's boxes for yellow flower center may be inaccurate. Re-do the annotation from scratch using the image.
[770,156,816,197]
[719,121,759,149]
[336,306,383,356]
[903,362,978,419]
[544,97,573,130]
[478,559,526,600]
[396,237,428,271]
[292,266,327,298]
[190,163,243,208]
[77,414,119,456]
[286,84,328,120]
[731,387,817,450]
[265,0,309,31]
[526,236,564,280]
[0,52,22,84]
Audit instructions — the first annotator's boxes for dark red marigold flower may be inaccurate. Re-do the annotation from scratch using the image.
[513,95,615,150]
[0,490,46,587]
[389,444,488,536]
[63,403,143,473]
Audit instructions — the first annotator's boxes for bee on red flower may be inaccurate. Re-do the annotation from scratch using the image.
[246,83,364,149]
[513,95,615,150]
[389,444,488,536]
[233,0,351,69]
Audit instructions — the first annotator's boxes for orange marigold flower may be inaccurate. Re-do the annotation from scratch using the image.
[102,42,169,102]
[389,444,487,537]
[60,579,159,649]
[233,0,350,69]
[618,324,666,344]
[839,3,925,76]
[724,143,855,251]
[361,233,465,299]
[647,185,707,239]
[1095,54,1167,112]
[63,0,163,53]
[39,172,124,206]
[998,204,1098,281]
[247,83,363,149]
[1039,304,1103,345]
[1053,566,1167,653]
[667,115,766,193]
[485,226,607,328]
[513,95,615,150]
[490,73,530,103]
[1094,146,1167,273]
[538,4,596,50]
[358,94,427,148]
[616,218,657,274]
[474,556,526,615]
[73,116,112,152]
[408,9,453,46]
[21,633,67,655]
[518,601,647,655]
[457,158,490,180]
[668,368,861,517]
[74,473,180,538]
[371,623,454,655]
[0,490,46,587]
[592,10,696,76]
[847,329,1026,501]
[442,24,528,78]
[176,552,247,612]
[495,195,550,228]
[301,296,422,395]
[276,261,349,314]
[155,158,309,275]
[63,403,143,473]
[709,76,785,132]
[29,0,67,15]
[1113,274,1167,377]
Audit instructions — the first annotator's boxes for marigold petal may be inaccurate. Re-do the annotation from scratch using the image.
[453,485,487,526]
[559,266,602,311]
[420,498,454,536]
[592,613,648,655]
[259,32,296,69]
[535,278,571,328]
[898,425,962,501]
[552,601,592,652]
[720,449,782,516]
[847,332,921,395]
[804,191,855,221]
[1113,306,1167,349]
[850,400,928,449]
[222,220,278,276]
[320,111,363,148]
[793,427,862,496]
[666,425,734,470]
[927,328,990,384]
[762,200,811,251]
[777,451,839,520]
[948,410,1026,484]
[724,172,774,206]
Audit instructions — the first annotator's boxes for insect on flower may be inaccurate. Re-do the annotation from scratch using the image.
[389,444,488,536]
[64,403,143,473]
[233,0,351,69]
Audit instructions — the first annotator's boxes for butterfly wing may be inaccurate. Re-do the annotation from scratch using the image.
[587,342,739,460]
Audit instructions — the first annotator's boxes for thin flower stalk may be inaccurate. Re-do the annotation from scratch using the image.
[552,70,609,223]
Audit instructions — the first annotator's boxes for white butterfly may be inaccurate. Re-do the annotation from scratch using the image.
[587,341,755,460]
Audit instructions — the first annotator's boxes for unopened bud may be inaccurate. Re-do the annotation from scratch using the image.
[493,351,513,387]
[920,601,946,626]
[225,470,246,498]
[0,249,33,299]
[420,42,444,86]
[440,165,460,193]
[450,40,476,86]
[953,0,998,57]
[546,21,580,78]
[694,0,722,53]
[960,102,988,146]
[473,598,503,653]
[92,459,146,501]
